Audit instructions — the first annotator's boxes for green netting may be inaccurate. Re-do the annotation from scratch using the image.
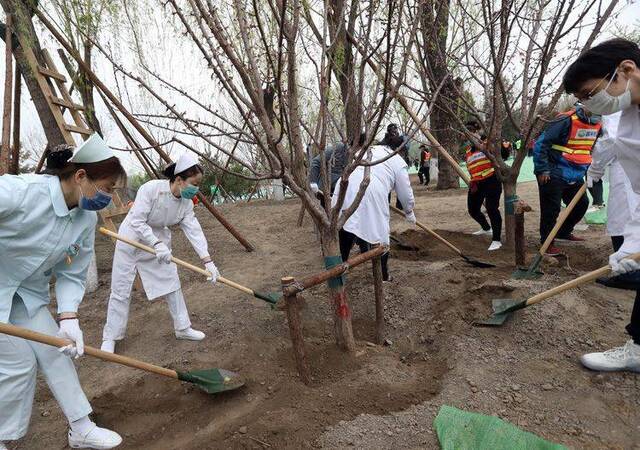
[433,405,567,450]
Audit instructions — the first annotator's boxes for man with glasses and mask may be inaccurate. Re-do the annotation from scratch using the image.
[564,38,640,373]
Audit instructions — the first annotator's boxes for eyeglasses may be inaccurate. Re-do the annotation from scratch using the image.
[579,72,613,100]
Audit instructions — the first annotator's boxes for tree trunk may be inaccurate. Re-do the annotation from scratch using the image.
[321,230,356,352]
[0,0,66,146]
[502,177,518,247]
[419,0,460,190]
[78,42,101,134]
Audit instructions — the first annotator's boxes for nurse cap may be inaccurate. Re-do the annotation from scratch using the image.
[174,152,199,174]
[69,133,115,164]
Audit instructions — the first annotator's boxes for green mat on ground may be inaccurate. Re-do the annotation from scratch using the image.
[433,405,567,450]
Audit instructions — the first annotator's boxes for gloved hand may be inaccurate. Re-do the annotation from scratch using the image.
[609,249,640,275]
[154,242,172,264]
[205,261,219,284]
[57,319,84,359]
[405,210,417,224]
[310,183,320,194]
[587,165,605,187]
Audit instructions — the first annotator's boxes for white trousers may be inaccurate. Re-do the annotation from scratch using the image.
[102,288,191,341]
[0,297,92,440]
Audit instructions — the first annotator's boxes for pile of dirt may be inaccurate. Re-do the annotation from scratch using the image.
[14,181,639,449]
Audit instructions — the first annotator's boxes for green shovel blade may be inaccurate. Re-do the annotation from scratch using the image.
[177,368,245,394]
[512,254,544,280]
[473,298,526,326]
[253,291,282,305]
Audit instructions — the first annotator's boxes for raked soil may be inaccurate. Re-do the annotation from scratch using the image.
[10,178,640,449]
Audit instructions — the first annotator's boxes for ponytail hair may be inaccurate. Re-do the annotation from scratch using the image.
[43,143,127,183]
[163,162,203,182]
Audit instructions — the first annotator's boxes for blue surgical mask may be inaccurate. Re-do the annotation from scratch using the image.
[79,183,113,211]
[180,184,199,199]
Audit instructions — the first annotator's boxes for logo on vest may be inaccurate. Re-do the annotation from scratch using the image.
[575,129,598,139]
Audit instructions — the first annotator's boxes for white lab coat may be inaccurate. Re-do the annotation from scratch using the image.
[611,106,640,254]
[113,179,209,300]
[0,174,93,439]
[332,145,415,245]
[589,112,640,236]
[102,180,209,341]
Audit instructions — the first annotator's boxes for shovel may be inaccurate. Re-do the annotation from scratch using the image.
[512,183,587,280]
[0,321,244,394]
[390,206,495,268]
[476,251,640,326]
[99,227,283,306]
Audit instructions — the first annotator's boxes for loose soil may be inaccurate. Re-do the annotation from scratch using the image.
[11,179,640,449]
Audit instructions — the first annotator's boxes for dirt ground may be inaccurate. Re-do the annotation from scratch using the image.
[11,178,640,449]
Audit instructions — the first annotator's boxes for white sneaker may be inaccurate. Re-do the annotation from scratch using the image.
[100,340,116,354]
[586,205,598,213]
[472,228,492,236]
[488,241,502,251]
[175,327,205,341]
[580,340,640,372]
[69,425,122,449]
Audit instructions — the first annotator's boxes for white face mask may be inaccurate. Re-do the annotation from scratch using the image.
[583,73,632,115]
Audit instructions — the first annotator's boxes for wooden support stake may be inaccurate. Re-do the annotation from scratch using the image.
[371,244,385,344]
[514,200,532,267]
[1,14,13,175]
[281,276,311,385]
[10,65,20,174]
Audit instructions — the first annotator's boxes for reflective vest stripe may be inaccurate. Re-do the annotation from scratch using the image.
[466,150,494,181]
[551,144,592,155]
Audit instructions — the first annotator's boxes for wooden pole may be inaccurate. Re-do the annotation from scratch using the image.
[283,245,386,296]
[35,9,254,252]
[514,200,532,267]
[371,244,385,344]
[9,65,20,174]
[282,276,311,385]
[1,14,13,175]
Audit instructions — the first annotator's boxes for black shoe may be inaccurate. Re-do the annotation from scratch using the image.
[596,271,640,290]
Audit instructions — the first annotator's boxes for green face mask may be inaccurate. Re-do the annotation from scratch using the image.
[180,184,199,199]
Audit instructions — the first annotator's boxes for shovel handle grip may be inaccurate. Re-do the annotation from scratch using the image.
[389,206,463,256]
[526,252,640,307]
[0,321,178,379]
[538,183,587,255]
[99,228,255,296]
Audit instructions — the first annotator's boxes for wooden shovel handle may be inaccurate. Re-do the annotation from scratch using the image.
[99,227,255,296]
[0,321,178,379]
[539,183,587,255]
[526,252,640,307]
[390,206,463,256]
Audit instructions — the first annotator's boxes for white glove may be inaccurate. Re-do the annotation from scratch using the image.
[205,261,219,284]
[587,165,604,187]
[154,242,172,264]
[310,183,320,194]
[405,210,417,224]
[57,319,84,359]
[609,250,640,275]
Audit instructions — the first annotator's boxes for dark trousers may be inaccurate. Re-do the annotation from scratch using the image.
[589,179,604,206]
[538,177,589,243]
[339,228,390,280]
[418,166,430,186]
[610,235,640,344]
[467,175,502,242]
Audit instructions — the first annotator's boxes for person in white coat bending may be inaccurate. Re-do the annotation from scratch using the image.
[0,135,126,450]
[564,38,640,372]
[332,135,416,282]
[101,153,219,353]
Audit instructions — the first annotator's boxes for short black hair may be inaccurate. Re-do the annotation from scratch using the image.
[563,38,640,94]
[386,135,404,150]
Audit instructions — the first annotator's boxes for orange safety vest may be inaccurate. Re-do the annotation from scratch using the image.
[465,148,495,182]
[550,111,601,165]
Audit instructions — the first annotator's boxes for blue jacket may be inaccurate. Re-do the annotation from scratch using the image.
[533,106,601,183]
